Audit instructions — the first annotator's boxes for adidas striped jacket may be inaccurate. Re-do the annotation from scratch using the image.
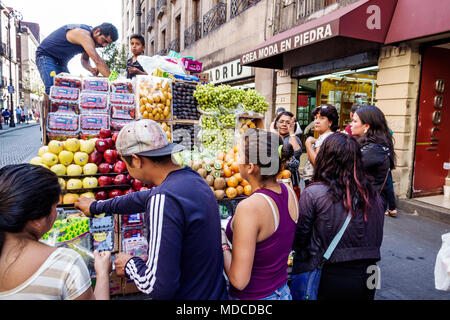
[90,167,227,300]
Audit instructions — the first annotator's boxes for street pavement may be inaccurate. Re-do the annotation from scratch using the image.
[1,125,450,300]
[0,122,42,167]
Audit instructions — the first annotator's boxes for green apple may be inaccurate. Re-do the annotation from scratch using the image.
[82,177,98,189]
[74,152,89,166]
[83,163,98,175]
[80,140,95,154]
[66,164,83,176]
[50,164,67,176]
[80,192,96,199]
[41,152,59,167]
[48,140,64,155]
[67,179,83,190]
[58,150,74,166]
[30,156,43,165]
[38,146,49,157]
[64,138,80,152]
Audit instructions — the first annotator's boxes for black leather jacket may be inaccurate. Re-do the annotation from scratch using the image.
[291,183,385,274]
[360,142,393,192]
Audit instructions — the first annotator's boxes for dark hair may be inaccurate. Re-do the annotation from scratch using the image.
[312,104,340,132]
[242,129,294,183]
[93,23,119,42]
[351,104,363,114]
[355,105,396,169]
[0,164,61,255]
[122,154,173,167]
[130,34,145,46]
[275,107,286,115]
[274,111,294,125]
[313,132,376,222]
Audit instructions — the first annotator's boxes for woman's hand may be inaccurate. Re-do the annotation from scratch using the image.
[306,136,316,146]
[288,118,297,135]
[94,250,112,277]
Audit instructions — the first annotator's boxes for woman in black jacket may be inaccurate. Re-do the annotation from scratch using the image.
[351,105,397,216]
[291,133,385,300]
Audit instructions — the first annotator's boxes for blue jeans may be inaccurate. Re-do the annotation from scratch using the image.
[230,283,292,300]
[36,55,69,95]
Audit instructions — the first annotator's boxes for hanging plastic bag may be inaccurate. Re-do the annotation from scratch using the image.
[435,232,450,291]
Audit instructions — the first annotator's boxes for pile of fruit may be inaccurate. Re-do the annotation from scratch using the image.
[188,145,252,200]
[31,128,152,205]
[193,84,269,153]
[236,118,258,135]
[193,83,269,115]
[172,82,200,120]
[137,76,172,121]
[173,124,198,150]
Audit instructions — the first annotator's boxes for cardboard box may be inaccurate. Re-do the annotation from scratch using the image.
[197,73,209,84]
[122,278,141,295]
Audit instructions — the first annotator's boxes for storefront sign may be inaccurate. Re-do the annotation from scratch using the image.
[242,22,337,65]
[205,59,254,84]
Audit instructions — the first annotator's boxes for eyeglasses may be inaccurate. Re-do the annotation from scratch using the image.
[278,120,291,125]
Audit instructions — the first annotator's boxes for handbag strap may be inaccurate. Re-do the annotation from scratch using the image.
[320,212,352,266]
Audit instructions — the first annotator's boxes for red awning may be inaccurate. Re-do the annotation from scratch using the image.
[241,0,397,69]
[385,0,450,44]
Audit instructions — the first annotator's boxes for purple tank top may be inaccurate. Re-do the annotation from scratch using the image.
[225,183,296,300]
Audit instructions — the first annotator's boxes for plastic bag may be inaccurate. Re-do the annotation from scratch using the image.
[435,232,450,291]
[137,55,186,76]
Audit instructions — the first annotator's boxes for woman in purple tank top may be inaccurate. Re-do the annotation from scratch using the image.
[222,130,299,300]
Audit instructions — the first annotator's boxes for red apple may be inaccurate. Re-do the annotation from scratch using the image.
[98,163,112,174]
[98,176,113,187]
[99,128,112,139]
[104,138,114,150]
[132,179,144,190]
[109,189,123,198]
[95,191,108,201]
[104,149,118,164]
[89,151,103,165]
[113,161,127,173]
[139,187,149,191]
[126,174,132,183]
[124,188,135,195]
[112,132,119,144]
[113,174,128,185]
[95,139,109,153]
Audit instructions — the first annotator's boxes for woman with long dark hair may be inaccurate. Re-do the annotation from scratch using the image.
[0,164,111,300]
[291,133,385,300]
[351,105,397,216]
[222,129,299,300]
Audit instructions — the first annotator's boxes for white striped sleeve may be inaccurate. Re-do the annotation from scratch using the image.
[125,194,166,295]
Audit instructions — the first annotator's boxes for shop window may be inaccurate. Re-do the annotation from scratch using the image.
[298,66,378,133]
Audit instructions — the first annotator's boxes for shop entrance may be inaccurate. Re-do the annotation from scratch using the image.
[296,66,378,137]
[413,45,450,196]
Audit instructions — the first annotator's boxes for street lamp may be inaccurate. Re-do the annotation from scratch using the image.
[7,8,23,128]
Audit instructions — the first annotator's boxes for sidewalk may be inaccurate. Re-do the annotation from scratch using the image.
[0,120,40,136]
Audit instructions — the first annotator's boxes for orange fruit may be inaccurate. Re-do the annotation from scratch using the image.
[244,185,252,196]
[217,152,225,161]
[241,179,250,187]
[281,170,292,179]
[223,166,233,178]
[231,162,240,173]
[227,176,239,188]
[234,145,239,153]
[236,185,244,196]
[234,173,243,183]
[226,187,238,199]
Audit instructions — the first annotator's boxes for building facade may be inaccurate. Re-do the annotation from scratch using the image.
[122,0,450,207]
[17,21,44,115]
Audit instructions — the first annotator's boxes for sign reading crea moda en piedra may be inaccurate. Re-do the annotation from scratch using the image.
[241,21,338,65]
[205,59,254,84]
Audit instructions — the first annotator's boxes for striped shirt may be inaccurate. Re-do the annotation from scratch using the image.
[0,248,91,300]
[90,167,227,300]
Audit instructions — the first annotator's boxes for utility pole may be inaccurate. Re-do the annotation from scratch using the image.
[7,9,23,128]
[136,0,142,35]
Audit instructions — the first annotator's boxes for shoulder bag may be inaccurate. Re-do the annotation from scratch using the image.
[290,212,352,300]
